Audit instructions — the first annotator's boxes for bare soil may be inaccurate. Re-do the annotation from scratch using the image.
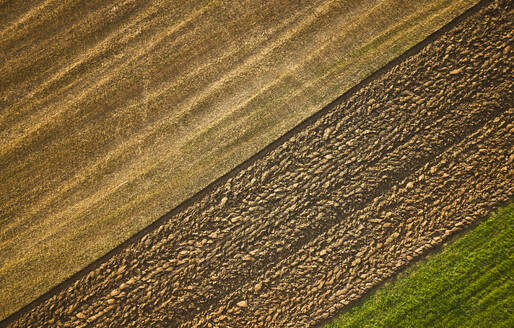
[2,0,512,327]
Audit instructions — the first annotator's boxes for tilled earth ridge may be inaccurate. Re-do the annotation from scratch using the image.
[189,110,513,328]
[5,0,513,327]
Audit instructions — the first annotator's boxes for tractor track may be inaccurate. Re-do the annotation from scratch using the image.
[2,0,512,327]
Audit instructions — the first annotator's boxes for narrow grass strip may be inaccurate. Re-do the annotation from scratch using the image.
[323,202,514,328]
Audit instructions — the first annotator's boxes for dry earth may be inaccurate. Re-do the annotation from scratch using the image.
[2,0,512,327]
[0,0,479,318]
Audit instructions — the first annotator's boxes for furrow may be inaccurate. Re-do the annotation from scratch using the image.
[184,107,512,328]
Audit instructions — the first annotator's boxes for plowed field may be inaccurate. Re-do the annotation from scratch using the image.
[2,0,512,327]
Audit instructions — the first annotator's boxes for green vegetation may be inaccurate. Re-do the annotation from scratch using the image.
[324,203,514,328]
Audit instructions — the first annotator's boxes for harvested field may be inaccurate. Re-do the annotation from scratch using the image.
[2,0,512,327]
[0,0,480,318]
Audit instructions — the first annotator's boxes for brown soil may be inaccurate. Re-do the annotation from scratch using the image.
[2,0,513,327]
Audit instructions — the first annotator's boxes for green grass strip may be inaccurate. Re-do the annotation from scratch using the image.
[323,202,514,328]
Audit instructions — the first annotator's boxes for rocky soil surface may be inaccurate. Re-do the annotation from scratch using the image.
[3,0,513,327]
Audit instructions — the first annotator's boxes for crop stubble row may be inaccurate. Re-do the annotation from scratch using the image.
[3,0,513,327]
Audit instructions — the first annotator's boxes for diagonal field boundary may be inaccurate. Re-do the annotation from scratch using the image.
[1,0,511,326]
